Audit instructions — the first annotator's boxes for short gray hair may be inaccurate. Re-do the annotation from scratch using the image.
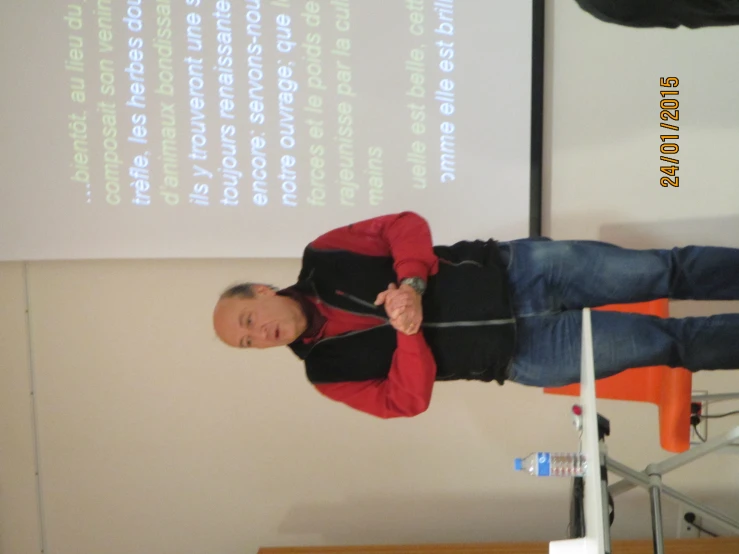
[220,282,278,299]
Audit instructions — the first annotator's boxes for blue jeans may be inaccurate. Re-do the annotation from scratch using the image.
[498,238,739,387]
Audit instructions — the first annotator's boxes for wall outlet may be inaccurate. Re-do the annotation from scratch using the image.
[677,509,701,538]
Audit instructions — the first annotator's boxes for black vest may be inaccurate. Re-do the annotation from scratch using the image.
[288,240,516,386]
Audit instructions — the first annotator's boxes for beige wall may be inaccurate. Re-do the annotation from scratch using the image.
[2,2,739,554]
[0,264,42,554]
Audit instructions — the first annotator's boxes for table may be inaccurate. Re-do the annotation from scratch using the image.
[548,309,739,554]
[549,308,611,554]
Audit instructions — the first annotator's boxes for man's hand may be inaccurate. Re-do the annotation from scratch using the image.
[374,283,423,335]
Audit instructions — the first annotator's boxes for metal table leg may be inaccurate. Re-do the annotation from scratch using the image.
[648,474,665,554]
[607,456,739,535]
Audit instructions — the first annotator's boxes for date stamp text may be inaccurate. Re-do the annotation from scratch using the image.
[659,77,680,187]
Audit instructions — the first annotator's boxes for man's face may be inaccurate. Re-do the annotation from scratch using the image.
[212,286,307,349]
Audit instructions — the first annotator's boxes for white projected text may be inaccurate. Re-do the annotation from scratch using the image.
[62,0,462,212]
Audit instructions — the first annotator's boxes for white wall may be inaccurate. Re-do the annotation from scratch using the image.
[2,2,739,554]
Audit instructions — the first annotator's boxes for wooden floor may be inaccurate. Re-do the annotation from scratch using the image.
[259,537,739,554]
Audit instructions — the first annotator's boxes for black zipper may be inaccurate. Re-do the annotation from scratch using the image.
[335,289,383,312]
[301,269,515,355]
[439,257,483,268]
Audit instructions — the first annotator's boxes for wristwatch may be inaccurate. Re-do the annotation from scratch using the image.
[400,277,426,296]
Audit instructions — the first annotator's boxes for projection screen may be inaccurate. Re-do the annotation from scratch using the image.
[0,0,544,260]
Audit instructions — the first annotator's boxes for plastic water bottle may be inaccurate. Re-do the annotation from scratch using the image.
[514,452,587,477]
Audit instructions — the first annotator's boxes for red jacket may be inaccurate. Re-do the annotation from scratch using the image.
[299,212,440,419]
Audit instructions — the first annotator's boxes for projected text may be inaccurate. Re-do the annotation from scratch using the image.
[62,0,461,211]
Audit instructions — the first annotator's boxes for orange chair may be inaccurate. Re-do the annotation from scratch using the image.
[544,299,693,453]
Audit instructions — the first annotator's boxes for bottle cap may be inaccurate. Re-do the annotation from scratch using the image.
[514,458,522,471]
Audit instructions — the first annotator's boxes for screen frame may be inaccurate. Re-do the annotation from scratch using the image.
[529,0,545,238]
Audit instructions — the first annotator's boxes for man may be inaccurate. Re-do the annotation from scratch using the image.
[575,0,739,29]
[212,212,739,419]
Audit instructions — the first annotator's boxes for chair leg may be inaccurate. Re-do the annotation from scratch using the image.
[647,426,739,475]
[691,392,739,404]
[608,478,637,497]
[608,426,739,537]
[609,425,739,499]
[648,474,665,554]
[607,456,739,535]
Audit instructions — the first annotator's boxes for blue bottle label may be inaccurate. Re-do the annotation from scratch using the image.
[536,452,551,477]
